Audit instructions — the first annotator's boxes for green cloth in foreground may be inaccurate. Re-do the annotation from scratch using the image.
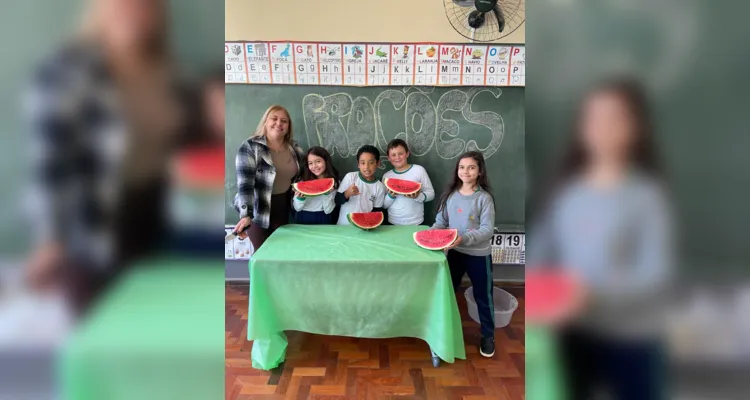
[526,325,564,400]
[59,258,225,400]
[248,224,467,370]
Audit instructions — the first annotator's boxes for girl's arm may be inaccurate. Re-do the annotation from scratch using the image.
[292,192,306,211]
[431,193,449,229]
[525,211,557,269]
[461,194,495,246]
[235,141,257,219]
[323,190,336,214]
[415,168,435,203]
[525,188,567,269]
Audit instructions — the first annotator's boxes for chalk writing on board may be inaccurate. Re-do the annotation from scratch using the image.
[301,87,504,161]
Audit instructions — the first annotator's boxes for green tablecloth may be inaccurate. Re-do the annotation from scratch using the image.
[59,258,224,400]
[526,326,564,400]
[248,224,467,370]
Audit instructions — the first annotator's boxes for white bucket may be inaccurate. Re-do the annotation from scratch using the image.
[465,286,519,328]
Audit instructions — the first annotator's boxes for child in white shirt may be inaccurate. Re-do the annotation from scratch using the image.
[382,139,435,225]
[336,145,386,226]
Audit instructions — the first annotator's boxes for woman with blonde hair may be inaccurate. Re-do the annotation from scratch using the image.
[233,105,305,251]
[25,0,193,316]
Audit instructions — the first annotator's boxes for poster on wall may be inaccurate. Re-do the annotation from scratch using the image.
[225,41,525,87]
[244,42,272,84]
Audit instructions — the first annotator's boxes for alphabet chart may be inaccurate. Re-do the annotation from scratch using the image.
[390,44,415,86]
[224,43,247,83]
[486,45,513,86]
[342,44,367,86]
[438,44,464,86]
[366,44,391,86]
[293,43,320,85]
[226,41,525,87]
[319,43,344,85]
[415,44,440,86]
[509,46,525,86]
[268,42,295,84]
[244,42,272,84]
[461,45,489,86]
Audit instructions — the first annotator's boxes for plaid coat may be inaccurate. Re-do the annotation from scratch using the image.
[25,41,195,268]
[234,135,305,229]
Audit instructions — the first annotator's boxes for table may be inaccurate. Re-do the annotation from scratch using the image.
[59,258,225,400]
[525,326,564,400]
[247,224,467,370]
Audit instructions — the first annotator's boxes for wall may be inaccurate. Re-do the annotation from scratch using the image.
[226,0,525,44]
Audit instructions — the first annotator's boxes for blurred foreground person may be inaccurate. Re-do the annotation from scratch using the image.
[527,78,676,400]
[168,72,225,254]
[24,0,192,317]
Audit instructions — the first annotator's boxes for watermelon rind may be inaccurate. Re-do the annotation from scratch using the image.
[384,177,421,196]
[347,211,384,230]
[413,229,458,250]
[293,177,335,196]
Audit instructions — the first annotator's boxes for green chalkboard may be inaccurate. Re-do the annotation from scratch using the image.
[225,85,525,227]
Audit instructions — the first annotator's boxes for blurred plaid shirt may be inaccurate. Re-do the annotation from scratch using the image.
[234,135,304,229]
[25,41,194,268]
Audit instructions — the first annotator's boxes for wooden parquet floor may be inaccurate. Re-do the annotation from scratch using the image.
[226,283,525,400]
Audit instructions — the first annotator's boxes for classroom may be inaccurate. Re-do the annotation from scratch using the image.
[224,0,527,398]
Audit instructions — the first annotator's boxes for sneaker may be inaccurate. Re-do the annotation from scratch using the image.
[480,336,495,358]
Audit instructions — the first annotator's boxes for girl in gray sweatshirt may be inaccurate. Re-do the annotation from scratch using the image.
[527,78,674,400]
[432,151,497,358]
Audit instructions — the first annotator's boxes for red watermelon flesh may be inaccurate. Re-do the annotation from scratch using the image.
[347,211,384,230]
[525,269,583,325]
[174,146,224,189]
[413,229,458,250]
[293,178,335,196]
[384,178,421,195]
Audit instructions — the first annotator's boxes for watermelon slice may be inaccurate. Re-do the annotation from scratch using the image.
[174,146,224,189]
[292,178,335,196]
[413,229,458,250]
[384,177,421,196]
[347,211,384,230]
[525,269,584,326]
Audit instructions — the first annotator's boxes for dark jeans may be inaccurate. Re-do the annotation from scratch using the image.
[62,259,120,318]
[247,191,292,252]
[447,250,495,338]
[559,327,666,400]
[295,210,332,224]
[63,178,166,317]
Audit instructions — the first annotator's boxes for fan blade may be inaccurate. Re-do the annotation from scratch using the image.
[452,0,475,7]
[492,5,506,32]
[468,10,486,29]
